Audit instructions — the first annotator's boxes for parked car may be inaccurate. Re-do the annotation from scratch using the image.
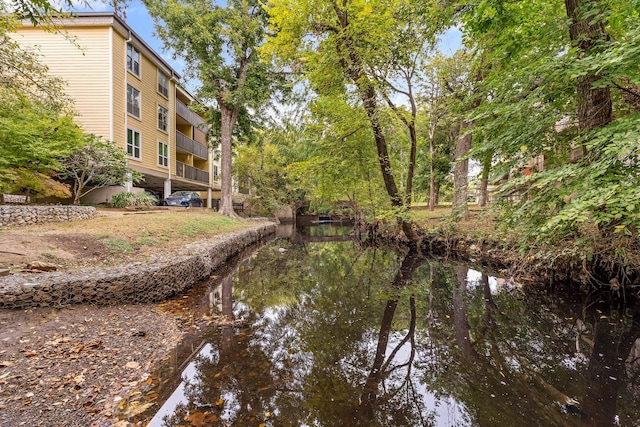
[163,191,204,207]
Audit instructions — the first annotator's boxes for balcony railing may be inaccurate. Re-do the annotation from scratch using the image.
[176,100,206,127]
[176,131,208,159]
[176,161,209,184]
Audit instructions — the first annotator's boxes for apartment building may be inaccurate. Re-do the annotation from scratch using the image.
[13,12,221,205]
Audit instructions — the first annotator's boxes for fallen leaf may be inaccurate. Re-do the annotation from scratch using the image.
[125,361,140,369]
[185,411,207,427]
[0,361,13,367]
[121,401,153,418]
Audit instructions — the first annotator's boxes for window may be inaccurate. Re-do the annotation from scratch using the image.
[127,128,141,159]
[127,84,141,118]
[213,165,219,180]
[158,70,169,98]
[127,44,140,76]
[158,141,168,167]
[158,105,168,132]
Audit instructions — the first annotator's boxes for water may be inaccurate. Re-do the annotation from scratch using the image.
[144,225,640,426]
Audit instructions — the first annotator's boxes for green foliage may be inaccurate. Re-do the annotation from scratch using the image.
[6,169,71,200]
[1,12,74,111]
[0,91,83,193]
[263,0,455,239]
[0,7,83,198]
[454,0,640,261]
[60,134,142,205]
[5,0,83,26]
[501,113,640,245]
[109,191,156,209]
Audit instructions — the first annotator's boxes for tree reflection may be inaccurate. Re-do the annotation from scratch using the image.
[149,234,640,427]
[353,249,429,426]
[580,297,640,426]
[160,274,277,426]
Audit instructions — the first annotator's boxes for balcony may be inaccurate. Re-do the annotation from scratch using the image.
[176,100,206,128]
[176,131,208,159]
[176,161,209,184]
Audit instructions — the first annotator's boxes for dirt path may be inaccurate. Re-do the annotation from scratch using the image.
[0,304,185,427]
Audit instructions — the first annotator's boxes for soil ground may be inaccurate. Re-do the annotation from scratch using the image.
[0,208,271,427]
[0,207,261,273]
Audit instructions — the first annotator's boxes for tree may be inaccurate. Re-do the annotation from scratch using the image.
[263,0,449,241]
[434,49,480,220]
[421,54,451,211]
[143,0,276,218]
[4,0,81,26]
[0,18,71,111]
[452,0,640,273]
[367,9,439,208]
[60,134,141,205]
[0,3,85,198]
[0,91,83,193]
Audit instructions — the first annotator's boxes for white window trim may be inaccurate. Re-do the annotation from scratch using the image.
[157,70,169,99]
[158,140,169,168]
[157,104,168,133]
[127,127,142,160]
[127,43,141,78]
[127,84,141,120]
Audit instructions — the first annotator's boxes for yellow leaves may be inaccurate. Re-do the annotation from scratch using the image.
[117,399,154,418]
[358,4,374,18]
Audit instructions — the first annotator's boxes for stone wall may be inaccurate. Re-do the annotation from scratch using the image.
[0,206,96,227]
[0,224,276,309]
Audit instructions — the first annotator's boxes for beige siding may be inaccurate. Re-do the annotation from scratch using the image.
[15,27,112,138]
[112,30,126,149]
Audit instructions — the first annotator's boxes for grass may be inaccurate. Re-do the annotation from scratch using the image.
[411,204,497,239]
[102,238,134,253]
[27,208,271,260]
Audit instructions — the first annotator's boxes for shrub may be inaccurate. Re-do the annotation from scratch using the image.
[110,191,157,209]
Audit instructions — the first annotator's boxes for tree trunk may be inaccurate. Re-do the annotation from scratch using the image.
[452,119,472,220]
[218,104,240,218]
[357,80,417,241]
[428,124,436,211]
[564,0,612,134]
[453,265,480,364]
[405,123,417,207]
[331,4,417,242]
[477,157,491,207]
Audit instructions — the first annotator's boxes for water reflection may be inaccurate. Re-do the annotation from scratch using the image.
[145,226,640,427]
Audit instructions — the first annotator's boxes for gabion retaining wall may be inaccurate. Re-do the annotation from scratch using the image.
[0,224,276,309]
[0,206,96,227]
